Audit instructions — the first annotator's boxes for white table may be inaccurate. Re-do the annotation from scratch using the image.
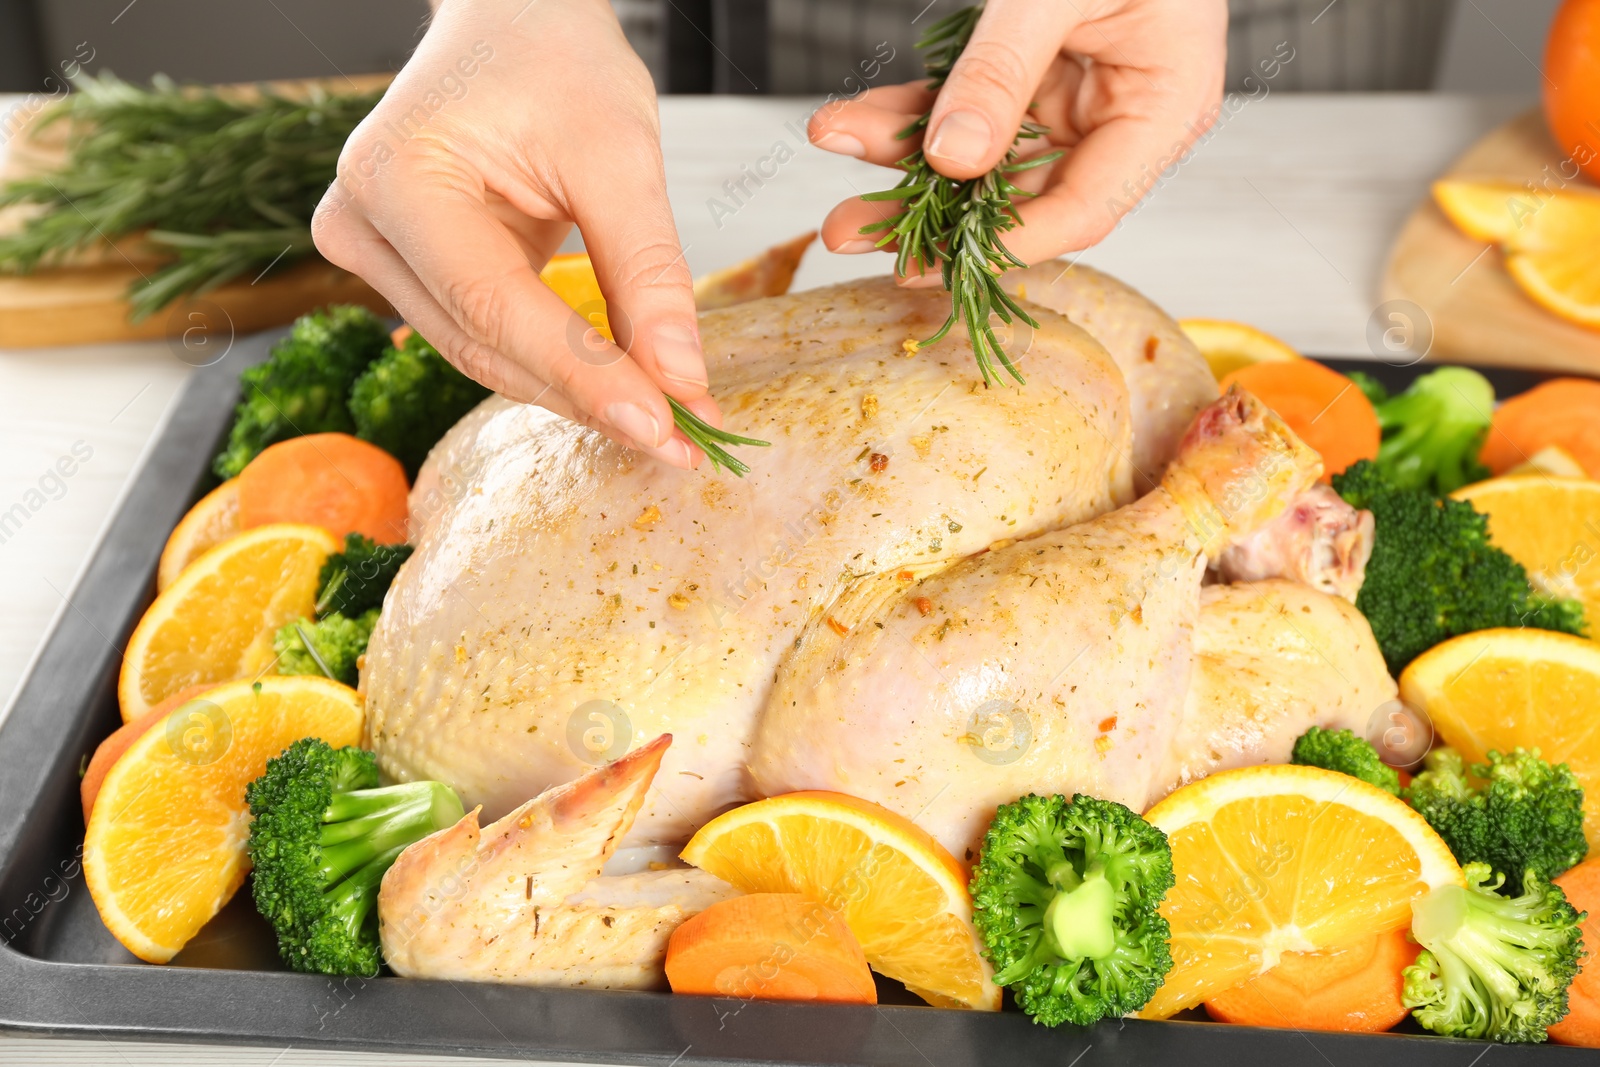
[0,91,1529,1066]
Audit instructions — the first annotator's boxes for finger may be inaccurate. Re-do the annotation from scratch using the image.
[333,166,700,469]
[569,117,711,405]
[808,81,934,165]
[315,193,704,466]
[921,0,1076,180]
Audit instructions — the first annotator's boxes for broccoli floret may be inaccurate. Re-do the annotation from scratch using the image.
[246,738,464,976]
[1348,370,1390,408]
[1369,367,1495,495]
[1402,862,1584,1042]
[213,306,391,478]
[1406,747,1587,894]
[349,330,491,478]
[970,793,1174,1026]
[316,533,414,619]
[273,609,378,687]
[1291,726,1401,795]
[1333,460,1587,674]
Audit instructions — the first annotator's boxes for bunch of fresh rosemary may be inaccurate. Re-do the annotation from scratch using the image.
[0,74,382,320]
[860,5,1062,387]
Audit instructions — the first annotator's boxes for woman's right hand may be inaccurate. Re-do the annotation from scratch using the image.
[312,0,717,469]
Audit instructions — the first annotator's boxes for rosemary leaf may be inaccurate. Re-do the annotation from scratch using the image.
[860,4,1063,386]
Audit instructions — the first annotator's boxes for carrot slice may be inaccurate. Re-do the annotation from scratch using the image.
[1549,859,1600,1047]
[1480,378,1600,478]
[1203,926,1419,1033]
[81,684,214,823]
[666,893,878,1004]
[236,433,409,543]
[1218,361,1380,480]
[390,324,414,348]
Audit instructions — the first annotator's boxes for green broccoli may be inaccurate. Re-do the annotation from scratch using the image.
[1333,460,1586,674]
[349,330,491,478]
[1368,367,1495,496]
[970,793,1174,1027]
[246,738,464,976]
[273,609,378,687]
[1406,747,1587,894]
[316,533,414,619]
[1290,726,1401,795]
[1348,370,1390,408]
[213,305,391,478]
[1402,862,1584,1042]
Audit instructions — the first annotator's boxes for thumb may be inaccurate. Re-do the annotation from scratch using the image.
[922,0,1076,180]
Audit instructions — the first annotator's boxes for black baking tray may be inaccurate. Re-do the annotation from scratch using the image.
[0,332,1591,1064]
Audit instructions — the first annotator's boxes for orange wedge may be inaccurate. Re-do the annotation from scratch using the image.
[1505,445,1590,479]
[119,523,339,722]
[1451,476,1600,633]
[1139,764,1462,1019]
[84,675,363,962]
[680,791,999,1010]
[156,480,241,592]
[540,252,612,341]
[1434,180,1600,330]
[1178,319,1300,382]
[1432,179,1538,243]
[1400,628,1600,849]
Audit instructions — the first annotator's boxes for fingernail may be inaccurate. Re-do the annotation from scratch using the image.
[606,402,664,448]
[926,109,992,168]
[814,131,867,158]
[832,238,879,254]
[654,324,707,388]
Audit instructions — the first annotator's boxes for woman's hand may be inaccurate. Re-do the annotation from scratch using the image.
[810,0,1228,276]
[312,0,714,468]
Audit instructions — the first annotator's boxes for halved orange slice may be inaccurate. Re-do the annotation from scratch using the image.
[1451,475,1600,634]
[1139,764,1461,1019]
[1178,318,1300,382]
[681,791,999,1010]
[119,523,338,722]
[1400,628,1600,848]
[157,479,240,592]
[84,675,363,962]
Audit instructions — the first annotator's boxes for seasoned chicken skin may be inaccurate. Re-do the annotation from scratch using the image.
[751,388,1331,856]
[368,277,1134,840]
[1000,260,1219,491]
[378,734,738,989]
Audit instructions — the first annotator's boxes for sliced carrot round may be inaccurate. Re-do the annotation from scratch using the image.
[1480,378,1600,478]
[666,893,877,1004]
[236,432,409,543]
[1204,926,1420,1032]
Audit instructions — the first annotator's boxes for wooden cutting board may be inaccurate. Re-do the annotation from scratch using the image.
[0,74,395,349]
[1381,108,1600,375]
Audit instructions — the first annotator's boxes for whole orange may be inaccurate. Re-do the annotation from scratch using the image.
[1545,0,1600,182]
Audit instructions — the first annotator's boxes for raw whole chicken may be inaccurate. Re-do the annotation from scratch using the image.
[368,265,1383,867]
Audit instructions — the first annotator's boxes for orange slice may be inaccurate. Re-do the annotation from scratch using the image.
[119,523,339,722]
[1435,180,1600,329]
[1400,628,1600,848]
[1432,179,1537,243]
[84,675,363,962]
[1177,318,1300,382]
[680,791,999,1010]
[1505,445,1590,479]
[540,252,612,341]
[1451,476,1600,634]
[1139,764,1462,1019]
[156,480,241,592]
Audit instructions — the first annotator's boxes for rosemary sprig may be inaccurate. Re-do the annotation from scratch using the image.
[0,73,382,320]
[669,397,770,476]
[858,4,1062,387]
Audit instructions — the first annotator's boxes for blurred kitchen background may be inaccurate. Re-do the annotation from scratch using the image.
[0,0,1566,96]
